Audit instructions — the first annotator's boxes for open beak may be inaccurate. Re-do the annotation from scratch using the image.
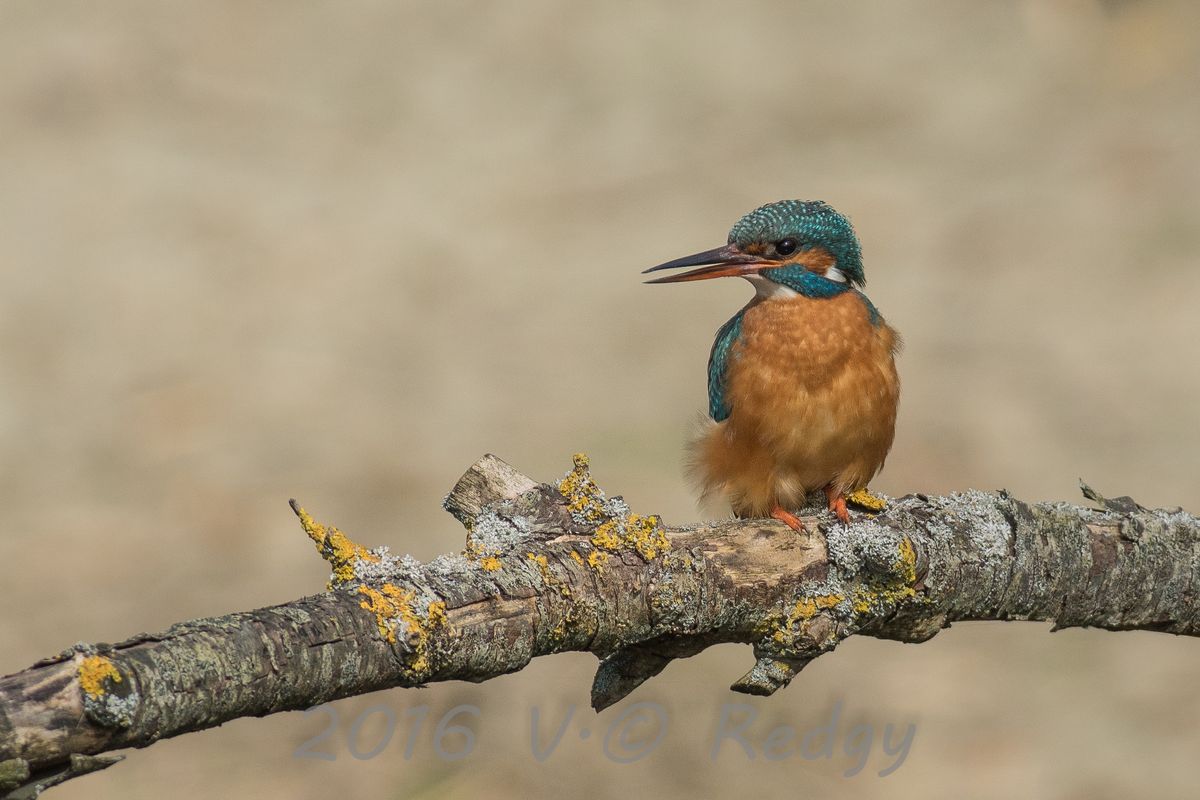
[642,244,779,284]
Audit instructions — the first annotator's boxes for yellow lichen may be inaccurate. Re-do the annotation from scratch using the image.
[465,541,503,572]
[792,593,845,621]
[358,584,447,676]
[849,537,919,614]
[589,514,668,560]
[591,520,622,550]
[568,544,609,573]
[846,487,888,512]
[896,536,918,584]
[358,584,412,644]
[527,553,571,597]
[556,453,670,562]
[851,581,916,614]
[851,590,874,615]
[558,453,608,523]
[525,554,577,637]
[295,503,379,587]
[770,593,845,645]
[78,655,121,698]
[426,600,448,630]
[626,513,669,560]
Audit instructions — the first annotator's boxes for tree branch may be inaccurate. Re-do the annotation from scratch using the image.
[2,454,1197,796]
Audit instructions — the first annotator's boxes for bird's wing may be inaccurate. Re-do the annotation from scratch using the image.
[707,308,745,422]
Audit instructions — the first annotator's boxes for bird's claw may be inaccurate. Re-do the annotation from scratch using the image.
[824,485,852,525]
[770,504,806,532]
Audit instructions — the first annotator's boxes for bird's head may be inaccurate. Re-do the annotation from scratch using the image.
[644,200,864,298]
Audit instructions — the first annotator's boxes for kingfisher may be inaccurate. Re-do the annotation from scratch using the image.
[644,200,900,531]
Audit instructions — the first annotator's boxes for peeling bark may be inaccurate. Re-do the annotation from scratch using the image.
[1,455,1197,797]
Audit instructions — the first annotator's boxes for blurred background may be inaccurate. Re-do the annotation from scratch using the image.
[2,1,1199,798]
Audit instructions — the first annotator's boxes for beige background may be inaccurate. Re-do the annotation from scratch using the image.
[3,1,1199,798]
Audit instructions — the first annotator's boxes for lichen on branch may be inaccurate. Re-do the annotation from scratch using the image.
[1,454,1197,799]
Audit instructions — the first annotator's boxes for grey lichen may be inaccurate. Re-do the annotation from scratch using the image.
[6,452,1200,790]
[825,516,906,576]
[464,507,535,561]
[940,489,1014,561]
[351,546,417,584]
[77,658,139,730]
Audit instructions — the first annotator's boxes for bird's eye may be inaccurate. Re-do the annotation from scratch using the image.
[775,239,797,256]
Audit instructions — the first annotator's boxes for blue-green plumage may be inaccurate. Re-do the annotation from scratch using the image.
[707,308,744,421]
[728,200,865,287]
[855,289,881,326]
[769,269,852,299]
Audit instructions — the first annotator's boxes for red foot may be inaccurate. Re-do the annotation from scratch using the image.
[770,504,805,532]
[824,485,851,525]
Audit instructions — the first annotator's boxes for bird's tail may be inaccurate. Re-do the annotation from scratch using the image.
[685,415,806,519]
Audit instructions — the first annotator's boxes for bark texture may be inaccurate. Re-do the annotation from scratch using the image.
[1,454,1197,797]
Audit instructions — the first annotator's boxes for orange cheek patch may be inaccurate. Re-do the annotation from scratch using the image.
[789,246,836,275]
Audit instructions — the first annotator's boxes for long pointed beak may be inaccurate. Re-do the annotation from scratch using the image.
[642,244,779,284]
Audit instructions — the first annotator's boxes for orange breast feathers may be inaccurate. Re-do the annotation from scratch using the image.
[689,290,900,518]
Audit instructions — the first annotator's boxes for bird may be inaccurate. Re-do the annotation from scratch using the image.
[644,200,900,532]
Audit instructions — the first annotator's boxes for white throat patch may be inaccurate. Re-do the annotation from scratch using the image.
[744,274,798,300]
